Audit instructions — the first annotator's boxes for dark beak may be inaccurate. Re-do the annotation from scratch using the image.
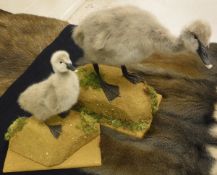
[66,63,75,71]
[195,35,213,69]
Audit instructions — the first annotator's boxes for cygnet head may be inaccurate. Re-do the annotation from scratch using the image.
[180,20,213,69]
[51,50,75,73]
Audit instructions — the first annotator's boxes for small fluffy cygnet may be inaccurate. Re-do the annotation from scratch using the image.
[73,5,212,101]
[18,50,79,138]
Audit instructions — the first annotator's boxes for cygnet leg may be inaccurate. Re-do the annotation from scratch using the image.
[46,124,62,139]
[93,63,120,101]
[59,110,70,118]
[121,65,142,84]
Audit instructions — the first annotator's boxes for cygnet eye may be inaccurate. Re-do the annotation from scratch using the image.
[59,61,63,64]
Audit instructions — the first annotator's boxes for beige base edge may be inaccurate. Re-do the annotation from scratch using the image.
[102,123,150,138]
[3,136,101,173]
[103,94,162,139]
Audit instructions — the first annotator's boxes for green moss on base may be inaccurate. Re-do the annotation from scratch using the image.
[75,105,149,133]
[75,67,160,133]
[80,111,99,135]
[5,117,27,141]
[76,68,102,89]
[146,85,158,114]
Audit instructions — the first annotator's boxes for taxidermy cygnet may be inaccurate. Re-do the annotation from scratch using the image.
[18,50,80,138]
[73,5,212,101]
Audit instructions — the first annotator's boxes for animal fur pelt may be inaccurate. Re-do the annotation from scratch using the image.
[0,9,67,95]
[1,10,217,175]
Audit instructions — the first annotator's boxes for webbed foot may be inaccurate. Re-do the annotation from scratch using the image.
[100,81,120,101]
[123,72,142,84]
[121,65,142,84]
[93,63,120,101]
[47,124,62,139]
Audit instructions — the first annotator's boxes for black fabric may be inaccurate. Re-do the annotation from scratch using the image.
[0,24,85,175]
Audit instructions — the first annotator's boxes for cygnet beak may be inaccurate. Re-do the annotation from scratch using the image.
[205,64,213,69]
[195,37,213,69]
[66,63,75,71]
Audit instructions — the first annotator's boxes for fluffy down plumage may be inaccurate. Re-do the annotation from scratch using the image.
[18,51,80,121]
[73,5,212,68]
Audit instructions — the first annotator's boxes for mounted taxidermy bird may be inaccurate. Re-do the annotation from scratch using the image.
[0,24,83,141]
[0,9,217,175]
[73,5,212,101]
[18,50,80,138]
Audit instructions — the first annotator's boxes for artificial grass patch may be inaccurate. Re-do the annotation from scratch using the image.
[5,117,27,141]
[77,68,102,89]
[75,105,150,133]
[146,85,159,114]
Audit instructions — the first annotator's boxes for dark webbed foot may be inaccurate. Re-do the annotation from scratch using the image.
[123,72,141,84]
[121,65,142,84]
[47,124,62,139]
[100,81,120,101]
[93,63,120,101]
[59,110,70,118]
